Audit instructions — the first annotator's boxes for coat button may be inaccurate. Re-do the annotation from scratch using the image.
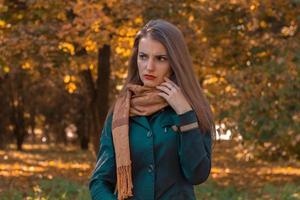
[148,164,154,173]
[147,131,152,137]
[164,127,167,133]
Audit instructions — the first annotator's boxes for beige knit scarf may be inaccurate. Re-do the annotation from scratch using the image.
[112,83,168,200]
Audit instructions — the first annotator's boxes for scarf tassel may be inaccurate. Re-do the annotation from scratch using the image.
[117,165,133,200]
[113,84,168,200]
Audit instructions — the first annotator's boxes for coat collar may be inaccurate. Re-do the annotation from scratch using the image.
[130,106,179,130]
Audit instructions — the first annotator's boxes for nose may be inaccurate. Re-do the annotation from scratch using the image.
[146,57,155,71]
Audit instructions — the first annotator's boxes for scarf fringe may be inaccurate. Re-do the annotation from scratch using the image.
[113,84,168,200]
[117,165,133,200]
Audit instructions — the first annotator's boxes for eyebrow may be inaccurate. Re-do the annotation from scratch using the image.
[139,51,168,57]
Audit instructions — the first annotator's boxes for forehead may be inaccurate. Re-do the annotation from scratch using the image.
[138,36,167,54]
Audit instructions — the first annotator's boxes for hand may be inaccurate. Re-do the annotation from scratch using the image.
[156,77,193,115]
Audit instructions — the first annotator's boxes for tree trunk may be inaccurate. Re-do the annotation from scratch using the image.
[54,122,67,145]
[76,103,90,150]
[81,44,111,155]
[8,77,27,151]
[11,102,27,151]
[0,77,4,149]
[94,44,110,154]
[29,108,36,143]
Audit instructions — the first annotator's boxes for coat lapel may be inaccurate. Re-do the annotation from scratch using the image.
[130,106,180,130]
[130,116,151,130]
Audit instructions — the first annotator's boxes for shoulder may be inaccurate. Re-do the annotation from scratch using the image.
[102,112,114,136]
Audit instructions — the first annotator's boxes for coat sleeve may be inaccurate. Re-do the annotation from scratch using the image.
[89,113,118,200]
[176,110,212,185]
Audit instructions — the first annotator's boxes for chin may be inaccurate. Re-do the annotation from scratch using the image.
[142,80,159,87]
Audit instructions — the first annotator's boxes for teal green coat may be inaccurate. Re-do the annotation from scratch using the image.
[89,106,212,200]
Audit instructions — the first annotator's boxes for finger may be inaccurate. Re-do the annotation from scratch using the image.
[158,92,169,100]
[160,82,177,91]
[156,85,171,94]
[157,84,172,92]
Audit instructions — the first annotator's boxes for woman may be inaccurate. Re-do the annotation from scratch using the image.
[89,19,214,200]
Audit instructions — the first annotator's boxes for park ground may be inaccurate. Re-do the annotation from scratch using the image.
[0,141,300,200]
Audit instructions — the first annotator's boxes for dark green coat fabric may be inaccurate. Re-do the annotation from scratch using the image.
[89,106,212,200]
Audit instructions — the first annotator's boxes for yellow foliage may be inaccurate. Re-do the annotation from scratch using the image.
[3,66,10,73]
[225,85,234,93]
[79,64,88,70]
[66,82,77,93]
[281,23,298,37]
[250,5,256,11]
[210,105,215,113]
[188,15,194,23]
[17,14,23,19]
[0,19,6,28]
[116,84,123,91]
[57,12,66,21]
[91,20,100,32]
[260,21,267,28]
[33,185,42,193]
[113,23,139,58]
[64,75,71,83]
[204,77,217,85]
[21,62,31,70]
[257,51,269,58]
[89,64,94,70]
[115,46,122,54]
[49,160,55,166]
[58,42,75,55]
[84,39,97,53]
[115,46,132,57]
[64,75,77,93]
[70,76,76,82]
[134,17,143,25]
[126,29,135,37]
[203,76,225,85]
[112,70,128,79]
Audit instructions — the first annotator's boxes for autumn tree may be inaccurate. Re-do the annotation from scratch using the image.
[1,0,299,159]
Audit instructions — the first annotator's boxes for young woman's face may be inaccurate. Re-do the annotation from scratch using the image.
[137,36,172,87]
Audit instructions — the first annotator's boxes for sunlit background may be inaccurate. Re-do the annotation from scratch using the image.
[0,0,299,199]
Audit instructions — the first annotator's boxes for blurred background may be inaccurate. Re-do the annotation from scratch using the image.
[0,0,299,199]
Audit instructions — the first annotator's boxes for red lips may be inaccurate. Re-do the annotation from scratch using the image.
[144,74,156,80]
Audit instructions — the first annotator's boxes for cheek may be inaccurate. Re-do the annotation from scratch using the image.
[160,64,172,77]
[137,59,146,69]
[137,60,146,81]
[155,64,171,84]
[137,60,143,73]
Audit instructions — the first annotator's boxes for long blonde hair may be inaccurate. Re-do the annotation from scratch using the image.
[107,19,215,137]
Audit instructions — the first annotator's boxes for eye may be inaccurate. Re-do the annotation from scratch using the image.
[158,56,167,61]
[138,54,147,60]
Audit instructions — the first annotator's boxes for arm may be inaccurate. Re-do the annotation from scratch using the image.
[177,110,212,185]
[89,113,118,200]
